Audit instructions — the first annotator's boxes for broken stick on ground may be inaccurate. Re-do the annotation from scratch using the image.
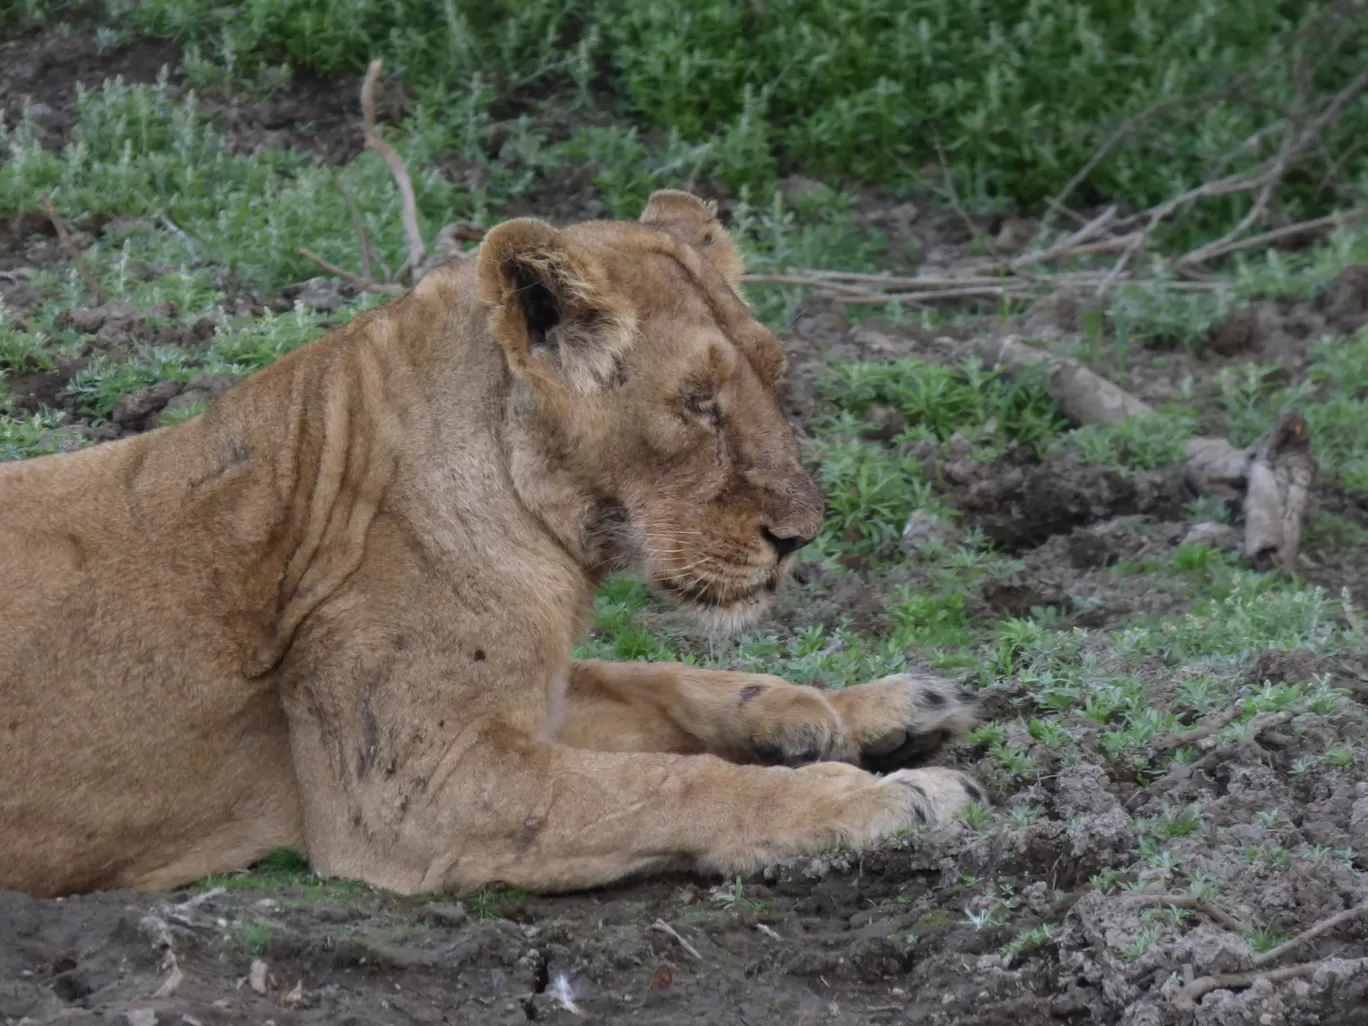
[975,334,1316,572]
[650,918,703,961]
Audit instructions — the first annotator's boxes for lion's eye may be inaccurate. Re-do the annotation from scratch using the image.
[682,391,721,425]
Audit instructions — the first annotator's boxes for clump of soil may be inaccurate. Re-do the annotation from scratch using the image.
[927,450,1191,553]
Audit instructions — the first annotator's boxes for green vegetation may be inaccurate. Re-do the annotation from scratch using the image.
[15,0,1359,236]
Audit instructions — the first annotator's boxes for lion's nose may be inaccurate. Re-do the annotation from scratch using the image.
[759,525,814,559]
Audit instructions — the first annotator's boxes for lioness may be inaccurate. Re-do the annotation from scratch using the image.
[0,191,986,899]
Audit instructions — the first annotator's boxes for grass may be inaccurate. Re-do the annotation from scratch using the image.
[25,0,1360,237]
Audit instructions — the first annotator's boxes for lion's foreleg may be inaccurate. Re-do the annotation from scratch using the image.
[407,734,982,894]
[556,659,980,772]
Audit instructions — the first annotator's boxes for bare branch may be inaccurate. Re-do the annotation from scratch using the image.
[650,918,703,961]
[1151,702,1247,754]
[1178,209,1366,266]
[1173,956,1368,1014]
[1120,893,1249,934]
[328,164,377,284]
[38,192,111,306]
[974,336,1316,571]
[297,248,403,294]
[1177,67,1368,269]
[361,59,426,277]
[1251,902,1368,969]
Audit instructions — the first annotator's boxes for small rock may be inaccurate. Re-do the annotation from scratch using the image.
[945,431,973,459]
[55,301,136,335]
[418,901,468,926]
[1182,521,1239,550]
[788,298,850,345]
[248,958,269,994]
[1022,287,1101,340]
[1208,304,1281,357]
[192,314,223,341]
[861,403,906,441]
[123,1010,158,1026]
[778,175,831,205]
[995,215,1037,253]
[868,201,919,226]
[279,276,352,312]
[1349,793,1368,850]
[1171,923,1253,975]
[26,101,59,126]
[111,381,186,429]
[901,509,955,557]
[1319,264,1368,334]
[1055,763,1121,819]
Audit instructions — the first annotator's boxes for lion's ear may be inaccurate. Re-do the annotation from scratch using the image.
[639,190,745,287]
[476,218,635,393]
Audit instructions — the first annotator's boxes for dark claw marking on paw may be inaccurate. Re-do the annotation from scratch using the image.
[912,804,927,824]
[922,689,947,708]
[864,730,949,774]
[752,741,785,765]
[751,725,828,768]
[954,687,976,704]
[738,684,763,706]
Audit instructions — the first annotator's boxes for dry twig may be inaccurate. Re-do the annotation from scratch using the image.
[1043,0,1366,237]
[932,137,987,245]
[327,160,379,283]
[1139,710,1297,807]
[1175,67,1368,269]
[1250,902,1368,970]
[297,247,403,294]
[138,914,185,999]
[1151,703,1248,754]
[1172,904,1368,1013]
[1121,893,1249,934]
[1173,957,1368,1014]
[38,192,111,306]
[650,918,703,960]
[1176,209,1366,266]
[361,59,426,275]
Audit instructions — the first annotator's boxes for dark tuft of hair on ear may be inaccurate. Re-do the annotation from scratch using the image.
[477,217,637,394]
[505,259,561,347]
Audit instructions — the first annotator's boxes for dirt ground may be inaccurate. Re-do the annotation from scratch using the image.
[4,29,1368,1026]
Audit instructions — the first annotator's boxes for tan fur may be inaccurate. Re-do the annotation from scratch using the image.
[0,192,986,899]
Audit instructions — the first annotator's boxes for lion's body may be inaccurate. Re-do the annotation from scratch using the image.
[2,195,984,899]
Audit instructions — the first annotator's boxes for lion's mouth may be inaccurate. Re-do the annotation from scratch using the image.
[652,569,780,618]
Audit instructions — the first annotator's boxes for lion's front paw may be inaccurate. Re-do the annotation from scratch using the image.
[828,673,980,773]
[791,762,989,849]
[723,676,851,768]
[700,761,992,875]
[881,766,990,824]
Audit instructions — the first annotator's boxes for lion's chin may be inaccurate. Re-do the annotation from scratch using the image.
[651,572,779,635]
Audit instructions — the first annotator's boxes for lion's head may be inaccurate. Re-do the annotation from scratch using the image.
[475,190,824,627]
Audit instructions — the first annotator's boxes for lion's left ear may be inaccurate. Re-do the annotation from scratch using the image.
[476,218,635,394]
[639,190,745,287]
